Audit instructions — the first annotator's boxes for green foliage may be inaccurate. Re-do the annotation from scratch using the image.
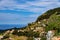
[2,34,9,39]
[27,37,33,40]
[41,37,46,40]
[36,7,60,22]
[45,11,60,36]
[25,31,33,37]
[33,32,40,37]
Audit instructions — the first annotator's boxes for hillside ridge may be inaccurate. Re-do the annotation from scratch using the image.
[0,7,60,40]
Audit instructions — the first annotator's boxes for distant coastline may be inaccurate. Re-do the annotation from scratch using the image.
[0,24,27,30]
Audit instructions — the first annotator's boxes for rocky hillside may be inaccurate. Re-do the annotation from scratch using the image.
[0,7,60,40]
[36,7,60,31]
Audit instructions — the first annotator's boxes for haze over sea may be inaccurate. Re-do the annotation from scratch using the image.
[0,24,26,30]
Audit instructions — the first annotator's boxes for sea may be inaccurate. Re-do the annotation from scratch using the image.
[0,24,27,30]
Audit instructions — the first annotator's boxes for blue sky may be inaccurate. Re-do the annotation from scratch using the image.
[0,0,60,24]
